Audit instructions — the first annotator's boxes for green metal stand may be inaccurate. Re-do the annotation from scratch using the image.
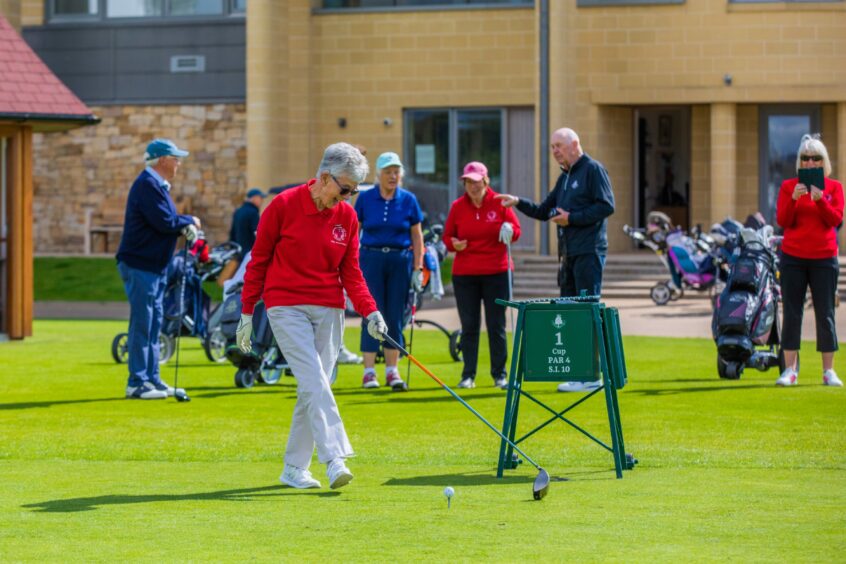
[495,297,635,479]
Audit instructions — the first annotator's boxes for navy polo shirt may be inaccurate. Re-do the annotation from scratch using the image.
[355,185,424,248]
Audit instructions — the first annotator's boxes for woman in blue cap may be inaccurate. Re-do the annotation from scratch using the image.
[355,152,425,390]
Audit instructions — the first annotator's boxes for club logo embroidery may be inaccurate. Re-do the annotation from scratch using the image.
[486,210,497,221]
[571,180,579,190]
[332,224,347,242]
[552,314,565,328]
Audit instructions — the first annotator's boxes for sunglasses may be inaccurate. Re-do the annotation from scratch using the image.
[800,155,823,162]
[330,174,359,196]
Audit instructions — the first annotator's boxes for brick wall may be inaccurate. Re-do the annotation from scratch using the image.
[0,0,20,28]
[32,103,247,254]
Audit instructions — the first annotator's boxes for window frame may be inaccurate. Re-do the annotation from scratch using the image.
[47,0,246,23]
[317,1,533,14]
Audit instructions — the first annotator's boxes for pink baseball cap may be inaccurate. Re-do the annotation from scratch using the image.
[460,161,488,182]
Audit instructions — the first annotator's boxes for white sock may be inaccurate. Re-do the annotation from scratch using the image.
[363,367,376,376]
[385,365,398,376]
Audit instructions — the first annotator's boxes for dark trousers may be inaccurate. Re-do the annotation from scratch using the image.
[117,261,168,387]
[453,272,509,381]
[359,247,412,353]
[780,253,839,352]
[559,253,606,298]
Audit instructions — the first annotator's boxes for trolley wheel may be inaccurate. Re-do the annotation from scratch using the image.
[158,334,175,364]
[235,367,256,388]
[203,326,228,363]
[650,283,672,306]
[258,348,283,385]
[448,330,463,362]
[111,333,129,364]
[625,453,638,469]
[717,356,742,380]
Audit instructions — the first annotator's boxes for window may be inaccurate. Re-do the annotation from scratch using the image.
[48,0,245,21]
[404,108,503,222]
[52,0,98,18]
[323,1,531,8]
[107,0,163,18]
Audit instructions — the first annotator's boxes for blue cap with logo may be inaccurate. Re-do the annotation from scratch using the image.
[145,138,189,159]
[376,152,403,171]
[246,188,267,198]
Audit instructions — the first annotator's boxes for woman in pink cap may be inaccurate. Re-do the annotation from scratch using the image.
[443,161,521,389]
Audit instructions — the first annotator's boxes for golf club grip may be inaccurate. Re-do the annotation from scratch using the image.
[381,332,540,470]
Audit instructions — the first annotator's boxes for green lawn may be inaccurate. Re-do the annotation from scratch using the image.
[1,322,844,561]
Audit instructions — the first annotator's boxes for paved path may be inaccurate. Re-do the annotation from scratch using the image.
[35,296,843,341]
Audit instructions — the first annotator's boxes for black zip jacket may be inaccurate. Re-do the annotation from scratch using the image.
[516,153,615,256]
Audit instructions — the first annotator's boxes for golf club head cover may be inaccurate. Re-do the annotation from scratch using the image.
[366,311,387,341]
[499,222,514,245]
[411,270,424,293]
[236,313,253,353]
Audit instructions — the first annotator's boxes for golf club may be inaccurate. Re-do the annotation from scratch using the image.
[380,332,549,500]
[506,242,515,338]
[404,290,417,390]
[172,237,191,402]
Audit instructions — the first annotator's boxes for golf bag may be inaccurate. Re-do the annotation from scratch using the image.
[712,226,783,380]
[220,283,289,389]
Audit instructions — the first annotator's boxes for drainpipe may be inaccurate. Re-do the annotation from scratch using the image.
[539,0,550,255]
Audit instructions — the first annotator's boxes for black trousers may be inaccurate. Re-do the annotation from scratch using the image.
[780,253,839,352]
[559,253,606,298]
[453,272,509,381]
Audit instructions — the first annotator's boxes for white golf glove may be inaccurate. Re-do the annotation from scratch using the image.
[499,222,514,245]
[236,313,253,353]
[366,311,388,341]
[411,269,424,293]
[182,224,199,243]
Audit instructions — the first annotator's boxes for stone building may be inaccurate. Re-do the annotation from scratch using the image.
[12,0,846,256]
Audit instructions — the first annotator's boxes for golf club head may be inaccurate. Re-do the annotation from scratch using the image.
[175,389,191,402]
[391,382,409,392]
[533,468,550,500]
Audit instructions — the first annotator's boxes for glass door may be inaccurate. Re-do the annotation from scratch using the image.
[405,108,504,224]
[759,105,820,226]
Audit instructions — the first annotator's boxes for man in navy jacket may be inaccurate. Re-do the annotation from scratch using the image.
[496,127,615,392]
[116,139,201,399]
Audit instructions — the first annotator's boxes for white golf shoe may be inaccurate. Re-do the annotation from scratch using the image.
[823,369,843,387]
[280,464,321,489]
[557,379,601,393]
[457,378,475,389]
[337,345,363,365]
[327,458,353,489]
[775,368,798,387]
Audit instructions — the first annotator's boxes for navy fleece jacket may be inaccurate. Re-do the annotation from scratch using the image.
[116,169,194,273]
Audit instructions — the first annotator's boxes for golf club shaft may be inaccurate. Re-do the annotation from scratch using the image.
[173,238,190,395]
[406,299,416,387]
[381,333,541,471]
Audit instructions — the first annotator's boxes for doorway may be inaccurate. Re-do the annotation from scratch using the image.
[758,105,820,226]
[634,107,691,229]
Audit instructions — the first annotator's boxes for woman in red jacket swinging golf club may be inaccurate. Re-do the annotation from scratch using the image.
[236,142,388,489]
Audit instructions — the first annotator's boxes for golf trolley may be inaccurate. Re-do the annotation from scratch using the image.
[111,238,241,366]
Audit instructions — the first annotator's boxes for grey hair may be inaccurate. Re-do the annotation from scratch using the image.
[796,133,832,177]
[316,142,369,183]
[376,163,404,182]
[552,127,580,145]
[145,155,161,167]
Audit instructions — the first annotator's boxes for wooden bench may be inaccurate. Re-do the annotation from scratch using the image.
[83,196,192,255]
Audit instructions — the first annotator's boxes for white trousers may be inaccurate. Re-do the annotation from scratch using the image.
[267,305,354,469]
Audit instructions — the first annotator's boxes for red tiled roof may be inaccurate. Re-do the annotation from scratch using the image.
[0,15,96,121]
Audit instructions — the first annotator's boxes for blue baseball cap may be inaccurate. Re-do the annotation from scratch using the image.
[145,138,189,159]
[376,152,403,171]
[246,188,267,198]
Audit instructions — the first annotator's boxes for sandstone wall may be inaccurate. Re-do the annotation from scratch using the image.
[33,103,247,254]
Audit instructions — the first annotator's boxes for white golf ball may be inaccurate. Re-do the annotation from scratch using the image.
[443,486,455,498]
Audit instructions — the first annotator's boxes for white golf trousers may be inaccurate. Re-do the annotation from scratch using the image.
[267,305,354,469]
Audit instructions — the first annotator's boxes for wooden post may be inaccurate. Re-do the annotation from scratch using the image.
[5,126,33,339]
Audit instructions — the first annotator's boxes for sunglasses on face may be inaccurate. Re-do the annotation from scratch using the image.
[800,155,823,162]
[330,174,359,196]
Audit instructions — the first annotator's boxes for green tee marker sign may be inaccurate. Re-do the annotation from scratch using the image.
[523,308,598,382]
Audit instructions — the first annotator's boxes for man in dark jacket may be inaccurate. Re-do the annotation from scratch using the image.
[497,127,615,392]
[116,139,201,399]
[229,188,266,255]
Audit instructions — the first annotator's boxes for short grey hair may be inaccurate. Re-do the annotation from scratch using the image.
[316,142,369,183]
[145,155,161,167]
[795,133,832,177]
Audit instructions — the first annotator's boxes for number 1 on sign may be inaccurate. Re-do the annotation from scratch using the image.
[554,332,563,346]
